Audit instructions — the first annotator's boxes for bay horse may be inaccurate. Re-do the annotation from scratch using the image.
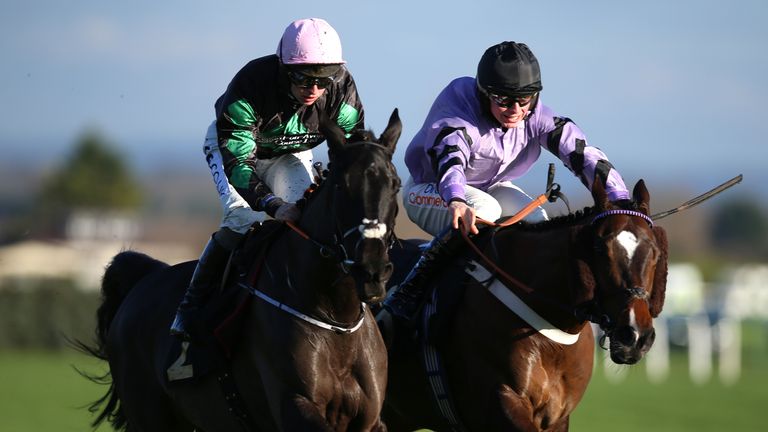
[83,109,403,431]
[381,177,669,432]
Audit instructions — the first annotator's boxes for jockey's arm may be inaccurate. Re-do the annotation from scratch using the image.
[216,99,284,216]
[537,112,630,201]
[332,71,365,134]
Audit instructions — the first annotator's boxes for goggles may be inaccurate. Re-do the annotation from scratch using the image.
[287,70,336,89]
[487,92,536,108]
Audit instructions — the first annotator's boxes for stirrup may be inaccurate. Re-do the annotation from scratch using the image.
[169,315,191,340]
[169,306,200,341]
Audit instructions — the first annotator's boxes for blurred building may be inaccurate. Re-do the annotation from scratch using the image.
[0,211,195,290]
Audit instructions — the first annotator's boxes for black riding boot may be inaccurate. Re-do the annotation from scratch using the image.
[382,227,464,324]
[170,235,230,341]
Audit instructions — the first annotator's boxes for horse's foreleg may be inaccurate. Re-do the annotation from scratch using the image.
[280,396,385,432]
[281,396,334,432]
[371,419,388,432]
[549,416,570,432]
[479,392,541,432]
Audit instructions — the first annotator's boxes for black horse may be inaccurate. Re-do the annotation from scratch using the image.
[380,178,669,431]
[83,110,403,431]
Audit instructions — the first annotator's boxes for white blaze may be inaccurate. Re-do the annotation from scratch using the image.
[616,231,639,261]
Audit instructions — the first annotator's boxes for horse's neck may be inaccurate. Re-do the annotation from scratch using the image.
[275,191,361,321]
[489,225,587,330]
[295,188,339,269]
[494,226,573,282]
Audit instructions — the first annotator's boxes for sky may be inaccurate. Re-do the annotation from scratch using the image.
[2,0,766,204]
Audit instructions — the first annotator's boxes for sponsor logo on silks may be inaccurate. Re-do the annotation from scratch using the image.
[205,146,229,197]
[408,191,449,208]
[423,183,438,194]
[255,132,324,157]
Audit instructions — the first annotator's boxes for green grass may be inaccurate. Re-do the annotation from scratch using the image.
[0,350,111,432]
[1,330,766,432]
[571,350,767,431]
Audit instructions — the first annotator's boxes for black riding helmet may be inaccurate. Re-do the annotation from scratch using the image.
[476,41,543,97]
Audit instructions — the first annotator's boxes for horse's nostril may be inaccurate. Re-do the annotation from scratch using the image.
[615,326,639,346]
[640,328,656,349]
[383,263,394,279]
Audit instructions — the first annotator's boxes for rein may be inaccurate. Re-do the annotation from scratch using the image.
[286,217,389,281]
[476,194,549,227]
[464,260,581,344]
[460,173,573,305]
[285,220,351,263]
[284,220,357,281]
[283,144,394,275]
[476,163,569,228]
[459,225,581,324]
[245,140,396,333]
[460,204,656,330]
[459,226,536,298]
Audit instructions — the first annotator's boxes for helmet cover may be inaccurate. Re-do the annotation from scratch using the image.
[477,41,542,96]
[277,18,345,68]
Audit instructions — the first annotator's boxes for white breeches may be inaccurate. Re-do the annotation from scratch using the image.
[401,176,549,237]
[203,121,314,234]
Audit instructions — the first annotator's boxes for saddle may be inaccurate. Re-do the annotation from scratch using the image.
[166,221,287,383]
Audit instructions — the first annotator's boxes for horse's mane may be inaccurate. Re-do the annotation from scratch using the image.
[347,128,377,143]
[298,127,390,208]
[499,199,641,232]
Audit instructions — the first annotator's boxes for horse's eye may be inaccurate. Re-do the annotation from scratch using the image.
[593,241,607,254]
[391,177,401,192]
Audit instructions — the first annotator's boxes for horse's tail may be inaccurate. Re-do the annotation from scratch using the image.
[74,250,168,431]
[85,250,168,359]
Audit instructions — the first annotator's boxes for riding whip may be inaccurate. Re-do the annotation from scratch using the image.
[651,174,743,220]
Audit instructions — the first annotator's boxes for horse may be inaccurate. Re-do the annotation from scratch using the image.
[380,177,669,432]
[82,109,403,432]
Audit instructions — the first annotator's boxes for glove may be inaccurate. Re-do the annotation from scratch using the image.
[274,202,300,222]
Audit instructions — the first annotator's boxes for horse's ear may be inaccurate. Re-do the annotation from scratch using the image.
[318,108,346,154]
[378,108,402,153]
[633,179,651,215]
[649,226,668,317]
[590,174,609,209]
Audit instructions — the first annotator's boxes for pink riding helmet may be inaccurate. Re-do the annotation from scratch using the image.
[277,18,345,65]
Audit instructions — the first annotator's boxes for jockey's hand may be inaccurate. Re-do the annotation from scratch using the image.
[449,200,479,235]
[274,202,301,222]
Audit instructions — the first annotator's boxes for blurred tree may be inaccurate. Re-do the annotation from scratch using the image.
[33,129,144,237]
[709,198,768,260]
[40,130,142,209]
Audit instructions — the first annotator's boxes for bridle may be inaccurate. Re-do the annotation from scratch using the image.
[583,209,655,336]
[463,205,656,332]
[285,141,398,283]
[245,141,397,333]
[591,209,653,227]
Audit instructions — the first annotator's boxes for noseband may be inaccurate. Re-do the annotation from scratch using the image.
[334,215,393,280]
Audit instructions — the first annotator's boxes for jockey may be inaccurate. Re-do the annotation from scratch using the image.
[171,18,365,340]
[383,41,630,324]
